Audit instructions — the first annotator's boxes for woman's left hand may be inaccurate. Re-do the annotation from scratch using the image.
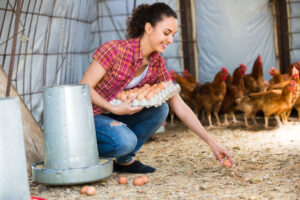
[210,143,234,166]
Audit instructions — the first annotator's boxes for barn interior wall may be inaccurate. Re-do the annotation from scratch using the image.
[195,0,277,83]
[0,0,183,126]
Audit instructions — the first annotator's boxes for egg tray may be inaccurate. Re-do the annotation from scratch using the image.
[110,84,181,108]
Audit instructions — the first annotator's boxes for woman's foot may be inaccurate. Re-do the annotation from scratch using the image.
[113,160,156,173]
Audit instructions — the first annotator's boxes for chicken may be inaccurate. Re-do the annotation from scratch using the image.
[196,67,228,128]
[281,61,300,81]
[267,66,299,91]
[182,69,197,84]
[244,54,264,93]
[170,70,197,93]
[236,66,297,127]
[235,94,259,127]
[236,80,297,128]
[267,67,299,122]
[268,67,284,85]
[168,70,200,125]
[288,67,300,120]
[170,70,201,110]
[221,64,247,125]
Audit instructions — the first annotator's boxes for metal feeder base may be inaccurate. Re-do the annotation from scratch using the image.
[32,158,112,185]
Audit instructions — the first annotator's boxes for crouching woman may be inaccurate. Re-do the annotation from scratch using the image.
[80,2,233,173]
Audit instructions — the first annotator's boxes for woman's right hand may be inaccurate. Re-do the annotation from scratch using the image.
[110,96,144,115]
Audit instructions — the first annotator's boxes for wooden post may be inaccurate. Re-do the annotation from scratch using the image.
[275,0,290,73]
[179,0,196,77]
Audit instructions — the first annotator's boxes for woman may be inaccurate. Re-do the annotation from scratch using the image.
[80,2,233,174]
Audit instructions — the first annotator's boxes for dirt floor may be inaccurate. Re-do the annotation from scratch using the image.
[30,115,300,200]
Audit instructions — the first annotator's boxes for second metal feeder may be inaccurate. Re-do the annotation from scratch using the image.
[0,97,30,200]
[32,84,112,185]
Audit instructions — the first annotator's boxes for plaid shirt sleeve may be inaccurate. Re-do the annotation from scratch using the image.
[92,41,119,71]
[156,55,171,82]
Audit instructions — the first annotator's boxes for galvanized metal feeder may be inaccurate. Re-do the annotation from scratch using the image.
[32,84,112,185]
[0,97,30,199]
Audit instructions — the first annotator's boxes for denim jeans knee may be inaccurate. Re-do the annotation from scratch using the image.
[94,115,137,159]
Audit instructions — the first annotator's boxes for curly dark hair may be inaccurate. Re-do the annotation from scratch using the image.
[126,2,177,39]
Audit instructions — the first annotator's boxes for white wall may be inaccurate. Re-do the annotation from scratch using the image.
[195,0,277,83]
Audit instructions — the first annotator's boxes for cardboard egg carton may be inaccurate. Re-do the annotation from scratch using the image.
[110,84,181,108]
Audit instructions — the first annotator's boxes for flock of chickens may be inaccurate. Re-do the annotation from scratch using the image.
[170,55,300,128]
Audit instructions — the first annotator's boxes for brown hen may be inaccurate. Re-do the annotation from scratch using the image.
[221,64,247,125]
[244,54,264,93]
[237,80,297,128]
[196,67,228,128]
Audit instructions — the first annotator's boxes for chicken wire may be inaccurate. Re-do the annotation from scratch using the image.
[0,0,183,126]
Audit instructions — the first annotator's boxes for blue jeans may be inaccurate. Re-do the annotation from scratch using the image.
[94,103,169,163]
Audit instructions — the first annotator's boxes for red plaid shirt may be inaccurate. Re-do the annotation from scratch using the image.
[92,37,171,116]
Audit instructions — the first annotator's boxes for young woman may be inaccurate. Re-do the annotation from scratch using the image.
[80,2,233,174]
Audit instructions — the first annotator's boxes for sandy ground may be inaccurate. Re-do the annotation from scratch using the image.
[30,115,300,200]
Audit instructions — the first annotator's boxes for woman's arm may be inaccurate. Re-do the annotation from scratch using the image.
[80,60,143,115]
[167,81,233,165]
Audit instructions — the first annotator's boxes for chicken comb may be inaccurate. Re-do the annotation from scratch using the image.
[169,70,175,76]
[221,67,228,73]
[292,66,299,78]
[269,67,275,73]
[258,54,262,62]
[290,80,296,87]
[240,64,247,71]
[183,69,189,74]
[182,69,189,77]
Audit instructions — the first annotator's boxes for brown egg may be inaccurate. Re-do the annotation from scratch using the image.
[80,185,89,194]
[222,160,232,168]
[86,186,96,196]
[152,88,160,95]
[151,84,158,88]
[118,176,128,185]
[128,92,136,99]
[133,177,144,186]
[157,82,165,90]
[116,92,121,99]
[120,93,127,102]
[140,175,149,184]
[145,92,155,100]
[137,93,145,101]
[143,84,150,88]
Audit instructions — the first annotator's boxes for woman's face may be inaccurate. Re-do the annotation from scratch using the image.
[147,16,178,53]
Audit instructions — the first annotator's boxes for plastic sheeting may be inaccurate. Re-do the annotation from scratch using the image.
[195,0,276,83]
[0,0,181,125]
[289,1,300,63]
[0,0,98,125]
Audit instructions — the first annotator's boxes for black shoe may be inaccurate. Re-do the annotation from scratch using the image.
[113,160,156,173]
